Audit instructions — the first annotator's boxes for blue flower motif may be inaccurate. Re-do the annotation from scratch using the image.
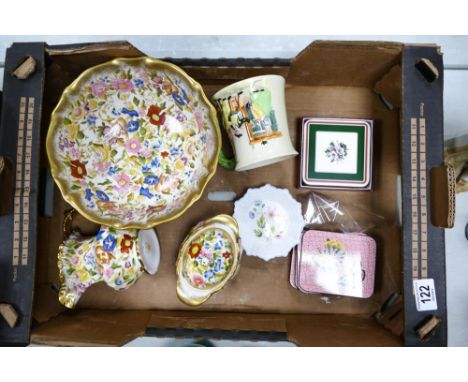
[141,165,151,172]
[170,147,179,156]
[201,134,207,144]
[87,114,97,126]
[134,79,144,88]
[144,175,159,185]
[115,278,123,286]
[96,190,110,201]
[144,140,150,148]
[103,234,116,252]
[152,140,162,149]
[151,158,161,168]
[254,200,262,207]
[172,92,185,106]
[180,86,190,104]
[85,188,93,201]
[108,166,118,176]
[204,269,215,280]
[214,241,222,251]
[204,242,210,249]
[111,107,119,116]
[139,187,154,198]
[127,120,140,132]
[249,211,255,219]
[121,107,139,117]
[214,258,222,273]
[97,229,105,239]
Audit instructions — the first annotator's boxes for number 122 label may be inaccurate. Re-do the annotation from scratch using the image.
[413,278,438,312]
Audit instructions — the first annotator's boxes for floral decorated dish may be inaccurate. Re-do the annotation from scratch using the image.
[47,57,221,229]
[176,214,241,306]
[233,184,304,261]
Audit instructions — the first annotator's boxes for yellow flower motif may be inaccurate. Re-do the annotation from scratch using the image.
[175,159,185,171]
[94,145,110,162]
[325,239,345,251]
[64,124,79,140]
[76,269,90,283]
[179,128,192,139]
[81,243,91,254]
[88,99,99,111]
[70,107,84,121]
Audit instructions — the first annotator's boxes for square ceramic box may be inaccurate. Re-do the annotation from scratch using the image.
[300,117,373,190]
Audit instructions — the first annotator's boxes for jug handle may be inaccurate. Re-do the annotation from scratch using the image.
[63,209,77,238]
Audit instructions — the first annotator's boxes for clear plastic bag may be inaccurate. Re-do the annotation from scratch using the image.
[300,192,384,234]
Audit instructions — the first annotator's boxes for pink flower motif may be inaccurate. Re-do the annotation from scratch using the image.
[73,107,83,118]
[108,137,118,146]
[71,256,79,265]
[92,81,107,97]
[125,261,131,269]
[201,250,213,260]
[111,79,134,93]
[94,160,111,174]
[104,268,114,278]
[187,144,195,156]
[194,111,204,129]
[114,173,131,191]
[192,274,206,288]
[125,137,142,154]
[140,149,153,159]
[136,69,148,82]
[79,179,89,188]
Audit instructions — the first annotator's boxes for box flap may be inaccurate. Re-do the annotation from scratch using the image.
[31,310,150,346]
[288,40,402,87]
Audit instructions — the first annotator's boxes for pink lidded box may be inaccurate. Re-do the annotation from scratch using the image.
[290,230,376,298]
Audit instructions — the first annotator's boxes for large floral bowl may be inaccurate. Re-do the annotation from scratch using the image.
[47,57,221,229]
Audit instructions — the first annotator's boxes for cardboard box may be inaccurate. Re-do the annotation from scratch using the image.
[0,40,454,346]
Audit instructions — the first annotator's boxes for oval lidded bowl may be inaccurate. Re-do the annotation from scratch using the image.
[176,214,241,306]
[47,57,221,229]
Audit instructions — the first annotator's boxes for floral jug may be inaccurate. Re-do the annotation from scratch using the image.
[58,211,160,308]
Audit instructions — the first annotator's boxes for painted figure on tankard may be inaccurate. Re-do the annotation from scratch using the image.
[217,88,281,144]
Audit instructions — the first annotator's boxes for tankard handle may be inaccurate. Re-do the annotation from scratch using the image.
[218,150,236,170]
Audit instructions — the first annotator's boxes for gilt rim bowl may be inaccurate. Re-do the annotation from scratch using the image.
[47,57,221,229]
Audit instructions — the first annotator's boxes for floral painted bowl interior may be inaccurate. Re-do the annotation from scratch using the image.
[233,184,305,261]
[47,57,221,229]
[176,215,241,306]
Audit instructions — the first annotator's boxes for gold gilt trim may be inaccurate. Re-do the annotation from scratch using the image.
[176,214,241,306]
[46,57,221,229]
[57,241,77,309]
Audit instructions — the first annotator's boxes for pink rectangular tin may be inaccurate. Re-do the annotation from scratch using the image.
[290,230,376,298]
